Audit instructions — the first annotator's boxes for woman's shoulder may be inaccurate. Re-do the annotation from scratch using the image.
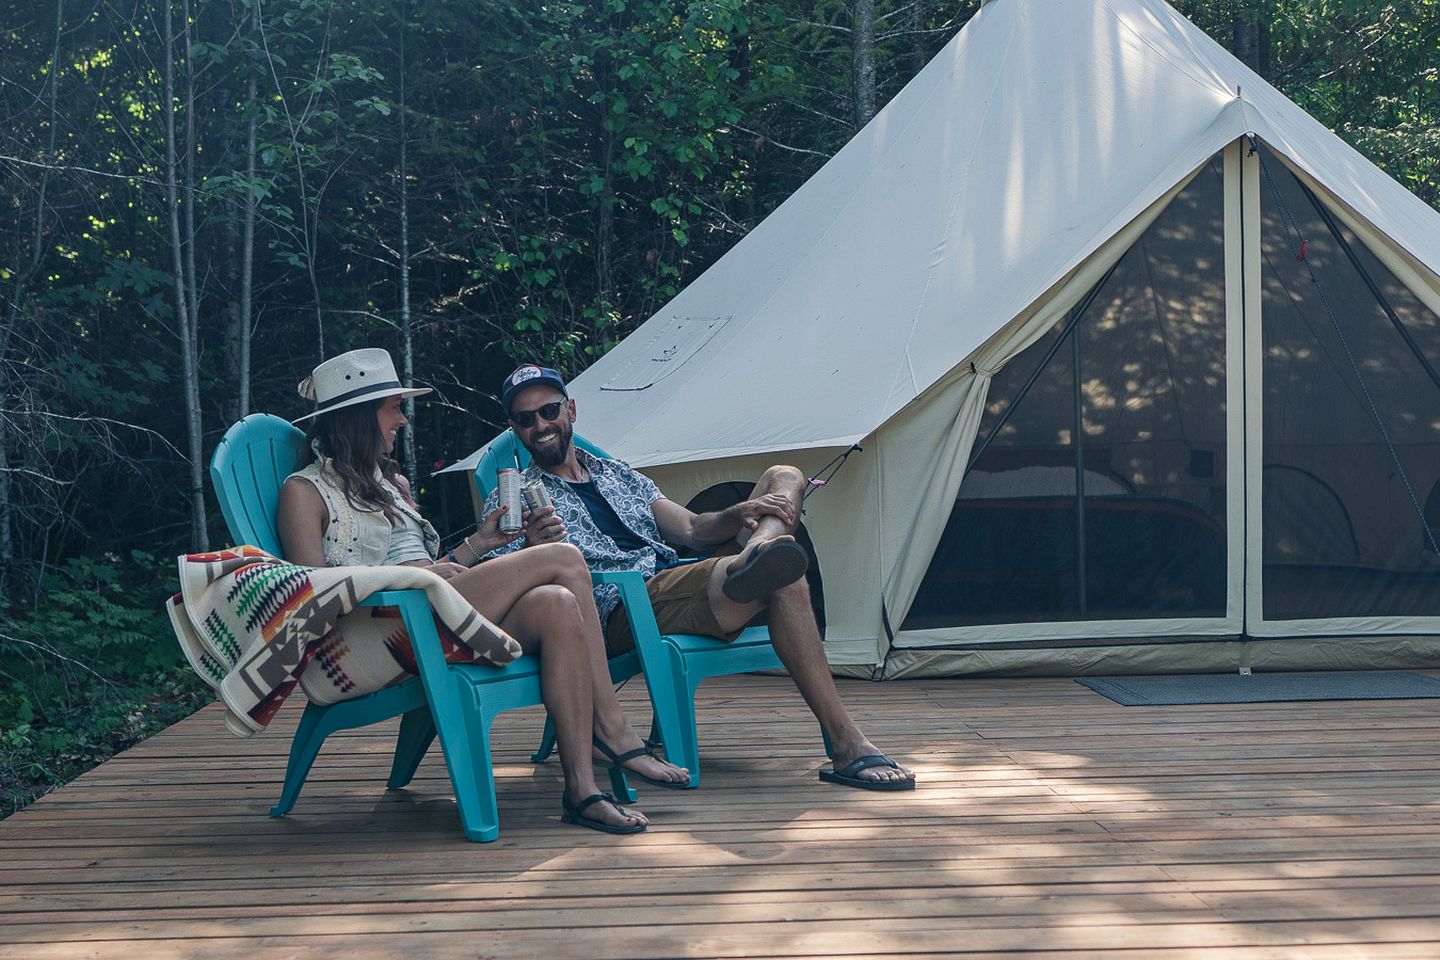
[277,471,330,540]
[286,459,325,481]
[284,461,337,503]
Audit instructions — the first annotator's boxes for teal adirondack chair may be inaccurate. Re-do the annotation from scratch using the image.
[475,429,810,788]
[210,414,608,842]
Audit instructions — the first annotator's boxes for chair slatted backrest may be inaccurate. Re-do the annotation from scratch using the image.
[211,414,307,555]
[473,429,610,498]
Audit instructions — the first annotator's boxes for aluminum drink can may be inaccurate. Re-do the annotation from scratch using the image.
[497,468,524,533]
[521,479,552,514]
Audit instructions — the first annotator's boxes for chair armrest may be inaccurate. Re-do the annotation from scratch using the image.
[359,589,453,679]
[589,571,666,658]
[590,570,646,586]
[590,570,653,618]
[360,589,430,607]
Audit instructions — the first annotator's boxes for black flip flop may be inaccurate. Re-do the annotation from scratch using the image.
[593,735,692,789]
[721,538,808,604]
[819,754,916,792]
[560,791,646,834]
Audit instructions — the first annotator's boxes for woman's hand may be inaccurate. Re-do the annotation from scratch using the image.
[426,560,468,580]
[473,504,524,554]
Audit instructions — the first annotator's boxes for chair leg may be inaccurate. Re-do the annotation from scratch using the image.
[604,764,638,804]
[387,707,437,789]
[530,713,557,764]
[671,681,704,785]
[644,646,703,788]
[820,725,835,760]
[270,702,332,817]
[435,695,503,843]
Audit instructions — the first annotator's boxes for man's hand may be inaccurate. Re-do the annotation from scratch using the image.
[724,493,796,533]
[523,504,567,545]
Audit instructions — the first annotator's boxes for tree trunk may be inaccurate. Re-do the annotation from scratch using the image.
[226,37,258,424]
[729,18,756,224]
[594,37,616,347]
[239,70,257,418]
[1233,6,1263,76]
[181,0,201,363]
[397,2,417,488]
[852,0,877,129]
[163,0,208,550]
[908,0,927,78]
[223,214,240,425]
[596,123,615,325]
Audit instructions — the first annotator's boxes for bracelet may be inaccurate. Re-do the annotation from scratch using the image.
[446,549,460,564]
[464,539,482,565]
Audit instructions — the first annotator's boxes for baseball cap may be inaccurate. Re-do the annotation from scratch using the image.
[500,364,568,416]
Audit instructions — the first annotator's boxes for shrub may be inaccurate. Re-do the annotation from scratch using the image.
[0,552,211,817]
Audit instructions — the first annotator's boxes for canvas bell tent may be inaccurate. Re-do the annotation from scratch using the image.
[449,0,1440,678]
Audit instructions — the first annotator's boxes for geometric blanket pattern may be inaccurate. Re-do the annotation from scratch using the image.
[166,546,522,737]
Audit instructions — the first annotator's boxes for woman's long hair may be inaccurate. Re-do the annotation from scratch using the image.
[302,399,415,522]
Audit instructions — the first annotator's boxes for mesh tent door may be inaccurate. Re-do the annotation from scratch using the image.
[902,153,1234,636]
[1251,145,1440,629]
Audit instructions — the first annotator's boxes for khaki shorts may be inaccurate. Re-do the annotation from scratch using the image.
[604,555,742,656]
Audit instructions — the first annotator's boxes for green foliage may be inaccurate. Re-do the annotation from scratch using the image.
[0,553,211,817]
[1176,1,1440,206]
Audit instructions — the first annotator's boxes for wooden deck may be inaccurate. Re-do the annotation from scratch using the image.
[5,673,1440,959]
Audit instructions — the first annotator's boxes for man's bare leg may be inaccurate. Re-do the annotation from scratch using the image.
[498,585,647,829]
[708,466,913,786]
[538,547,690,785]
[732,464,806,553]
[453,544,688,785]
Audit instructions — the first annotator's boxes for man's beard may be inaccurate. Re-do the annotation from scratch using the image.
[526,419,573,469]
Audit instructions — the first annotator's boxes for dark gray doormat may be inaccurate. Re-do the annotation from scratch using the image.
[1076,671,1440,706]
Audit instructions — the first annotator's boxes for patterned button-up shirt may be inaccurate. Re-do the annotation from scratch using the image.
[481,447,679,624]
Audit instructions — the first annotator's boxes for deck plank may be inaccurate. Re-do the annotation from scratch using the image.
[3,672,1440,958]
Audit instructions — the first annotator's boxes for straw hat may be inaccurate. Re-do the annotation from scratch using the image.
[293,348,431,423]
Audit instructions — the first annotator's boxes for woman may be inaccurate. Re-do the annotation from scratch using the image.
[276,348,687,834]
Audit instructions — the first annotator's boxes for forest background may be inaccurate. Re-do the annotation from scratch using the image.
[2,0,1437,814]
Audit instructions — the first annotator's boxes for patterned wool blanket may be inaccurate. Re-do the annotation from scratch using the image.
[166,547,522,737]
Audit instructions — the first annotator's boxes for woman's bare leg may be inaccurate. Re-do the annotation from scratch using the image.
[450,544,688,785]
[490,583,646,829]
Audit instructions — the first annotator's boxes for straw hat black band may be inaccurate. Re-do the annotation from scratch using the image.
[313,379,407,412]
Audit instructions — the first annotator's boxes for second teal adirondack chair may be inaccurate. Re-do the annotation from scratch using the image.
[475,429,803,788]
[210,414,600,842]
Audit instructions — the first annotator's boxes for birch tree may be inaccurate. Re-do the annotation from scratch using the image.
[397,0,417,487]
[161,0,207,549]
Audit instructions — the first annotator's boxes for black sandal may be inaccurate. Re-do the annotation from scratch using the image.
[560,791,646,834]
[721,538,808,603]
[593,735,692,789]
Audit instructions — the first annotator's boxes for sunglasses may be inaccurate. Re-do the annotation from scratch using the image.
[510,399,567,429]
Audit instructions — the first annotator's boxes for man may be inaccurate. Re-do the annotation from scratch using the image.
[483,363,914,790]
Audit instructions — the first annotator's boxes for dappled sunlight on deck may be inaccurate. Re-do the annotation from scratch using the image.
[4,674,1440,958]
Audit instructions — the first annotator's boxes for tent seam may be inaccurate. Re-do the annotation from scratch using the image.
[1105,0,1240,99]
[889,2,1023,409]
